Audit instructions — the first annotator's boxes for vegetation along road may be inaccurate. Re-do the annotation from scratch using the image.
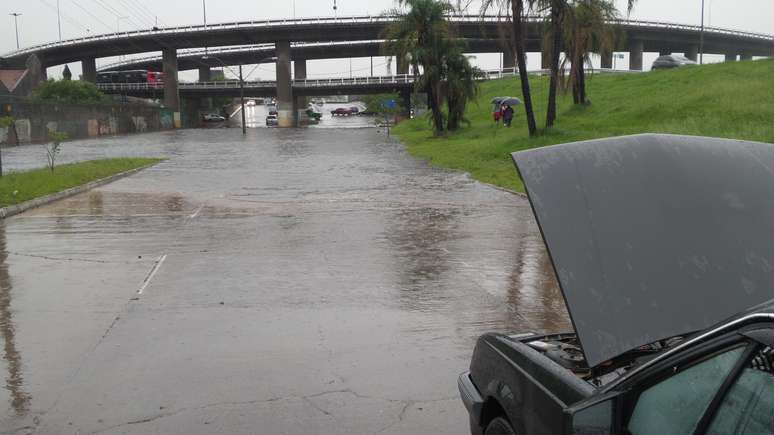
[394,59,774,192]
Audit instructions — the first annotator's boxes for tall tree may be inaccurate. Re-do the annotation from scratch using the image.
[384,0,456,135]
[479,0,539,136]
[543,0,568,128]
[445,46,480,131]
[561,0,618,105]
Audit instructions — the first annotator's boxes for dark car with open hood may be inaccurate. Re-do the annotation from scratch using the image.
[459,134,774,435]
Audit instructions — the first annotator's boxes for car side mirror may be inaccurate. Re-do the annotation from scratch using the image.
[564,395,616,435]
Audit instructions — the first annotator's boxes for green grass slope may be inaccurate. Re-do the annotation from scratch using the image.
[0,158,162,207]
[393,59,774,192]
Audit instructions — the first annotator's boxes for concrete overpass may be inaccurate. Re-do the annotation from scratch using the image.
[2,15,773,127]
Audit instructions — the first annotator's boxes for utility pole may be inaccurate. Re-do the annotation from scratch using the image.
[239,64,246,135]
[57,0,62,40]
[699,0,705,64]
[117,16,128,32]
[370,56,373,77]
[333,0,338,18]
[202,0,208,56]
[10,13,22,49]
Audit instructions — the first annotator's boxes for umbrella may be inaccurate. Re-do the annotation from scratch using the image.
[491,96,510,104]
[500,97,522,106]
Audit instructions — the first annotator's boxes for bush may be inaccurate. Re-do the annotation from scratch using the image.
[31,79,108,104]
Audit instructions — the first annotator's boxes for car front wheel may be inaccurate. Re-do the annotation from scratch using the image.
[484,417,516,435]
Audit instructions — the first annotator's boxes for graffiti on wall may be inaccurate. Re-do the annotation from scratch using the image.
[131,116,148,132]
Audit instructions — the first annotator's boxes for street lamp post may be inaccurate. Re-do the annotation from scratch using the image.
[10,13,22,49]
[57,0,62,40]
[239,64,246,135]
[202,0,208,56]
[699,0,705,65]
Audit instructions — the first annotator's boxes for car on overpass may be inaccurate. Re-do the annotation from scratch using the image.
[651,54,697,70]
[459,134,774,435]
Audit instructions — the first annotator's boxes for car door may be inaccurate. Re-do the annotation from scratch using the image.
[619,338,754,435]
[618,332,774,435]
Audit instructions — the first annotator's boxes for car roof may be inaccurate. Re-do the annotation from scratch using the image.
[512,134,774,367]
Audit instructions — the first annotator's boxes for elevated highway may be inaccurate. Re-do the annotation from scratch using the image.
[2,15,772,127]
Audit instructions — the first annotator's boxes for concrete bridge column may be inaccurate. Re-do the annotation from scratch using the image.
[503,50,515,70]
[396,55,409,75]
[162,48,181,126]
[740,52,753,61]
[724,53,738,62]
[629,40,644,71]
[294,59,308,126]
[198,66,213,111]
[685,45,699,62]
[400,89,412,117]
[600,50,613,69]
[276,40,294,128]
[81,58,97,83]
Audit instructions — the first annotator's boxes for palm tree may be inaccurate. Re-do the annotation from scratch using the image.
[479,0,539,136]
[560,0,618,105]
[384,0,456,135]
[445,46,481,131]
[540,0,568,128]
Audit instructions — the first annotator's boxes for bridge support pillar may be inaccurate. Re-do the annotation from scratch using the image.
[294,59,308,126]
[503,50,515,70]
[629,40,644,71]
[400,89,412,119]
[740,53,753,61]
[600,50,613,69]
[685,45,699,62]
[276,40,294,128]
[162,48,181,126]
[724,53,737,62]
[396,55,410,75]
[81,58,97,83]
[198,67,213,111]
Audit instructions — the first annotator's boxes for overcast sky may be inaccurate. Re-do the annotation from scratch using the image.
[2,0,771,80]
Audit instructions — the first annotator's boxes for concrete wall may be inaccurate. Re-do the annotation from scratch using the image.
[0,98,173,144]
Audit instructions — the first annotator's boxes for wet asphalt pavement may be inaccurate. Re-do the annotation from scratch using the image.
[0,120,569,434]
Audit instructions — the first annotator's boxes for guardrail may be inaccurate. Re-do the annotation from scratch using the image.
[94,68,645,93]
[4,14,773,59]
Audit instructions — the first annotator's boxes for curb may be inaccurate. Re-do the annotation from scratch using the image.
[484,182,527,198]
[0,162,160,219]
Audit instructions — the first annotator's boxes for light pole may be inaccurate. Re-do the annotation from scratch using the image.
[10,13,22,49]
[239,64,246,135]
[116,16,128,32]
[699,0,705,64]
[202,0,208,56]
[333,0,338,18]
[56,0,62,40]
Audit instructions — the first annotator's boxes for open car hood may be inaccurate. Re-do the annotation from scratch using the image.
[512,134,774,368]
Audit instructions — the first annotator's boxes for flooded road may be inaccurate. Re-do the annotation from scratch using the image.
[0,124,569,434]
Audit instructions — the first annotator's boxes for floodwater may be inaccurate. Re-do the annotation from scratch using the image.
[0,115,569,434]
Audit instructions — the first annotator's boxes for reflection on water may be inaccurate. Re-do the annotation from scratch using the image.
[0,222,30,416]
[507,232,569,333]
[387,207,459,311]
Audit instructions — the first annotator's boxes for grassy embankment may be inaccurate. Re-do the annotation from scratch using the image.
[393,59,774,192]
[0,158,162,207]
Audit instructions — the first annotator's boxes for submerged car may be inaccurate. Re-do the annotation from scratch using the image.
[651,54,697,69]
[459,134,774,435]
[202,113,226,122]
[331,107,352,116]
[266,114,278,126]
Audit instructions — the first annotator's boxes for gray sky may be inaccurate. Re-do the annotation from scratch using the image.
[2,0,771,80]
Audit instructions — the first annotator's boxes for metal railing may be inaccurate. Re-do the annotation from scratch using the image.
[94,67,644,93]
[4,14,773,59]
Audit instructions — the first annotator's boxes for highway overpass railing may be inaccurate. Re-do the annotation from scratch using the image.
[5,15,774,59]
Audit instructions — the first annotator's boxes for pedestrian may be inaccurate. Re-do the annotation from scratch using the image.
[503,105,514,127]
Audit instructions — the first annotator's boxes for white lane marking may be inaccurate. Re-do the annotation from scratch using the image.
[137,254,167,295]
[189,205,204,220]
